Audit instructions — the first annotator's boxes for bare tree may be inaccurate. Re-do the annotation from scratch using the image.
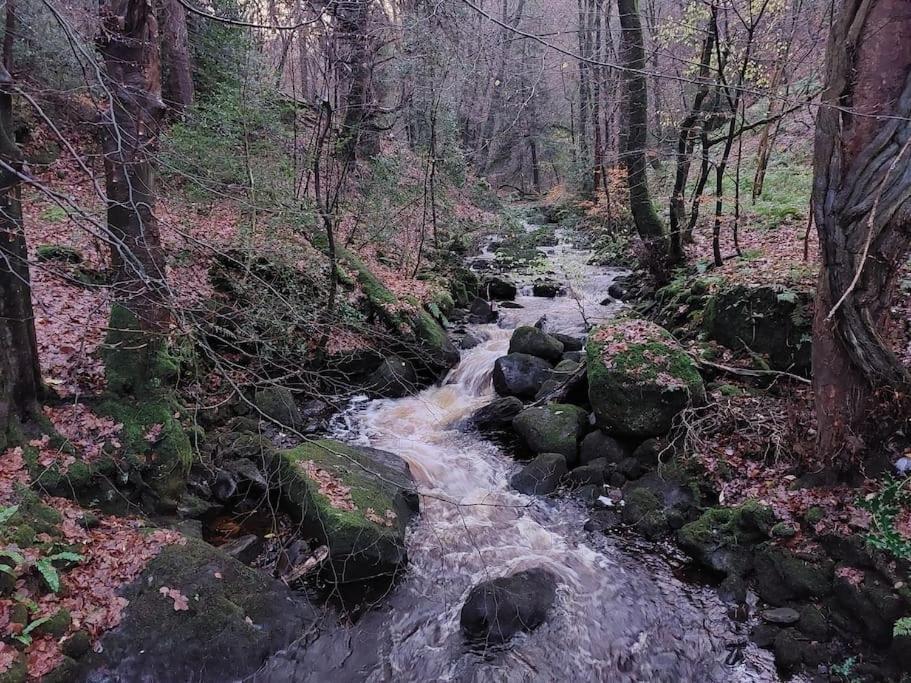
[160,0,195,113]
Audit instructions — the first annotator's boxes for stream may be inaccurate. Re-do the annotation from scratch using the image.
[255,223,780,682]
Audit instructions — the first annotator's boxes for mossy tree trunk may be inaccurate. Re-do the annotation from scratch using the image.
[812,0,911,464]
[0,5,42,450]
[97,0,172,395]
[617,0,664,242]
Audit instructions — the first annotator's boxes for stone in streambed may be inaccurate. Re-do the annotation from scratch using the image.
[579,430,628,466]
[761,607,800,625]
[460,568,558,644]
[493,353,553,399]
[551,333,585,352]
[468,297,497,324]
[254,386,304,429]
[480,275,517,301]
[470,396,525,431]
[753,546,833,606]
[564,458,611,487]
[508,326,564,362]
[676,501,776,577]
[586,318,705,437]
[367,356,419,398]
[532,279,563,297]
[510,453,567,495]
[512,404,588,464]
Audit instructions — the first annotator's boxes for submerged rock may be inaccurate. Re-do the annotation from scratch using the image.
[586,318,705,437]
[508,326,565,362]
[264,439,419,583]
[512,404,588,464]
[470,396,525,431]
[460,568,558,644]
[510,453,567,495]
[493,353,553,399]
[78,538,315,682]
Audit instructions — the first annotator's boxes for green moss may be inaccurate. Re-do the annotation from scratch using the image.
[35,243,81,262]
[34,608,71,637]
[771,522,797,539]
[0,653,26,683]
[679,500,775,547]
[98,398,192,502]
[103,303,179,395]
[805,506,825,525]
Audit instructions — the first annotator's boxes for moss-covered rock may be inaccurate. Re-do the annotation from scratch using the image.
[267,439,419,583]
[254,386,303,429]
[98,397,193,505]
[677,501,776,576]
[512,404,588,465]
[704,284,812,374]
[76,538,315,682]
[35,243,82,263]
[753,545,834,606]
[586,318,705,437]
[508,326,564,362]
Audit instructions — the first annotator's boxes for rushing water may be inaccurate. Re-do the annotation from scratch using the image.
[256,225,779,682]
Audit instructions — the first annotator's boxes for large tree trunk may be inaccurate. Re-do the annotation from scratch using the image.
[617,0,663,240]
[337,0,379,163]
[97,0,171,395]
[159,0,194,113]
[0,13,41,449]
[812,0,911,463]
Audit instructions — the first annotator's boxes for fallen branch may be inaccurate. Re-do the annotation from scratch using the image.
[531,361,588,406]
[694,356,811,385]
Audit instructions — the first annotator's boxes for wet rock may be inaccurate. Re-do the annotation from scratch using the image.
[750,623,780,648]
[368,356,419,398]
[460,568,557,644]
[631,437,664,467]
[817,532,874,567]
[704,284,812,374]
[481,275,517,301]
[586,319,705,437]
[761,607,800,625]
[830,570,904,645]
[579,430,628,466]
[772,629,805,675]
[616,457,645,480]
[500,301,524,309]
[510,453,568,495]
[677,502,775,577]
[263,439,419,583]
[77,538,315,682]
[797,604,829,640]
[532,279,563,297]
[512,404,588,464]
[460,331,484,350]
[552,333,585,352]
[608,283,626,300]
[470,396,525,431]
[254,386,303,430]
[621,487,668,539]
[468,297,497,324]
[623,467,699,519]
[562,350,584,363]
[221,534,263,564]
[753,546,833,606]
[584,509,622,532]
[508,326,564,362]
[718,574,747,604]
[299,398,334,433]
[564,457,611,487]
[213,459,269,502]
[493,353,554,399]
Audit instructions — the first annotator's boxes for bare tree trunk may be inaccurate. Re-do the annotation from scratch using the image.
[812,0,911,464]
[0,2,42,449]
[159,0,194,113]
[97,0,171,395]
[337,0,379,163]
[617,0,663,240]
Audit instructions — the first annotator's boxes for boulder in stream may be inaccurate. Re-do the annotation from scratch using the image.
[508,326,564,362]
[367,356,419,398]
[493,353,553,399]
[579,430,628,466]
[470,396,525,431]
[586,318,705,437]
[265,438,419,583]
[512,403,588,465]
[460,568,558,644]
[510,453,567,495]
[532,279,563,298]
[480,275,517,301]
[77,537,315,682]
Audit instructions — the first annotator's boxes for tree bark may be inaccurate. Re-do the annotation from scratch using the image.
[97,0,172,395]
[617,0,663,240]
[337,0,379,163]
[159,0,194,113]
[0,5,42,448]
[812,0,911,463]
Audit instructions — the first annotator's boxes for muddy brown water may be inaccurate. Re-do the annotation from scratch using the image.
[254,225,781,682]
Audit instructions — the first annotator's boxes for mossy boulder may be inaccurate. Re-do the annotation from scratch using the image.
[704,284,812,374]
[677,501,776,576]
[35,243,82,263]
[268,439,419,583]
[753,546,834,606]
[512,404,588,464]
[510,453,567,495]
[98,397,193,505]
[254,386,304,430]
[77,538,315,682]
[508,326,564,362]
[586,318,705,437]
